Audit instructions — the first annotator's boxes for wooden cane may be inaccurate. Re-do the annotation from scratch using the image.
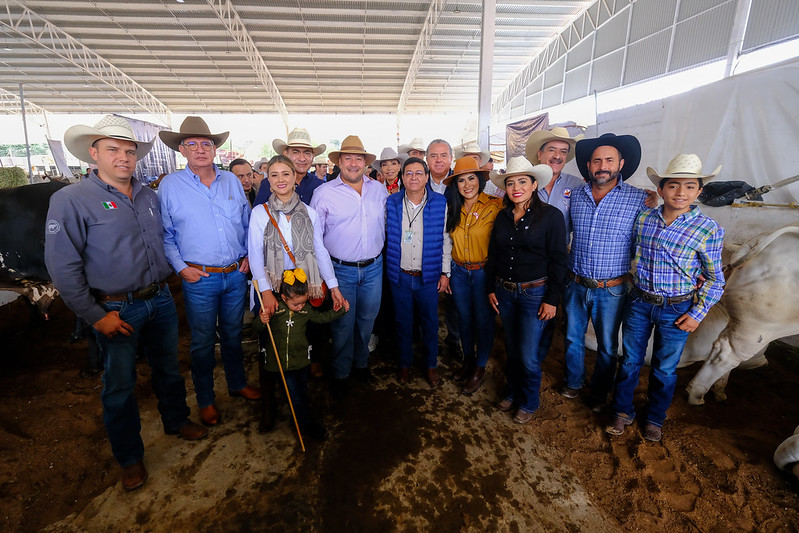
[252,280,305,452]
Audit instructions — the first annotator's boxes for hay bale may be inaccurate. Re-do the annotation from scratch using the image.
[0,167,27,189]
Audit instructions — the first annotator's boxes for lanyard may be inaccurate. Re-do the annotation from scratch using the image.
[403,194,427,230]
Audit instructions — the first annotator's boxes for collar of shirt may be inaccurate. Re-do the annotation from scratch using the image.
[657,204,700,224]
[89,170,142,198]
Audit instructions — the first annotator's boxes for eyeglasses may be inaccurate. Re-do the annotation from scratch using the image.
[404,171,426,178]
[181,140,214,151]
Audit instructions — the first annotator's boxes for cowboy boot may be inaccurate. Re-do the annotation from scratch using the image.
[461,367,486,396]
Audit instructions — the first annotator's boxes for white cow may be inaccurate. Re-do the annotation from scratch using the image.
[775,426,799,479]
[685,225,799,404]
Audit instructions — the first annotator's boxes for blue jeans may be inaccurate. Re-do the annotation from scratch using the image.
[450,263,494,366]
[330,256,383,379]
[264,367,313,429]
[562,280,629,400]
[181,269,248,408]
[391,271,440,369]
[496,282,547,414]
[613,296,692,427]
[95,286,190,467]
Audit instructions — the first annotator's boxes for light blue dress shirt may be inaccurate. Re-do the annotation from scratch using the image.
[159,165,250,272]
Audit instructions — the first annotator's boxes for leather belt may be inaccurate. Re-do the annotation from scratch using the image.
[330,253,381,268]
[95,281,167,302]
[401,269,422,277]
[497,277,547,292]
[453,260,485,270]
[568,271,630,289]
[633,287,694,306]
[186,259,243,274]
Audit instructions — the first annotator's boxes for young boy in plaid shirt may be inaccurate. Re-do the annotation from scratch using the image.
[606,154,725,442]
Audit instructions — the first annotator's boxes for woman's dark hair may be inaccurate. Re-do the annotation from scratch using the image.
[445,171,487,233]
[279,273,309,299]
[502,173,544,221]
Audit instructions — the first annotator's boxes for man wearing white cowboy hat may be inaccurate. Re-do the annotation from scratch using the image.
[312,154,329,181]
[607,154,725,442]
[254,127,326,205]
[455,141,504,198]
[560,133,651,412]
[253,157,270,178]
[45,115,208,491]
[399,137,426,159]
[525,126,585,239]
[311,135,387,395]
[372,146,408,194]
[159,116,261,428]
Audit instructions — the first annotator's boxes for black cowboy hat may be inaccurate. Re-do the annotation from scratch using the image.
[574,132,641,181]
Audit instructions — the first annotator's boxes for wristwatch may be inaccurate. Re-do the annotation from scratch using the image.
[442,272,451,278]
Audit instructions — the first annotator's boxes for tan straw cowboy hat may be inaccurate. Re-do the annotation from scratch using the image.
[444,156,490,186]
[490,156,553,190]
[525,126,583,165]
[64,114,154,164]
[159,116,229,151]
[398,137,426,155]
[455,141,490,165]
[272,127,326,156]
[646,154,721,188]
[328,135,376,166]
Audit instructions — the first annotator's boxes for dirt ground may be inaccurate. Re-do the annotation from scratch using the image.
[1,286,799,532]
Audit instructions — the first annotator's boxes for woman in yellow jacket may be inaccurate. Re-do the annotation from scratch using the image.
[445,157,503,395]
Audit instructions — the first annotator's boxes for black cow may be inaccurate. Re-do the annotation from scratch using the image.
[0,181,102,375]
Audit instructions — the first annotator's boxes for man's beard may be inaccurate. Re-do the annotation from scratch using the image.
[590,169,620,186]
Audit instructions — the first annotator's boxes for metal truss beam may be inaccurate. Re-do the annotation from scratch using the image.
[206,0,289,128]
[0,1,171,125]
[492,0,630,116]
[0,85,46,118]
[397,0,446,114]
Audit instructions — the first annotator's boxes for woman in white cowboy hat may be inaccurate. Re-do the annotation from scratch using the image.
[444,157,503,395]
[485,157,568,424]
[372,147,408,194]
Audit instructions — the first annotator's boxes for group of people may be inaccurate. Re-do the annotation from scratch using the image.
[44,114,725,492]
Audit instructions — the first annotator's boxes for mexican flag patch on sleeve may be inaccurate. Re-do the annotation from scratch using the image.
[102,201,118,210]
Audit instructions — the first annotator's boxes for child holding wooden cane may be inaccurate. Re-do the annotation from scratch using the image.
[257,268,348,440]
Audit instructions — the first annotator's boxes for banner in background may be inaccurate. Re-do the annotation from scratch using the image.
[115,114,175,183]
[505,113,548,159]
[46,138,72,177]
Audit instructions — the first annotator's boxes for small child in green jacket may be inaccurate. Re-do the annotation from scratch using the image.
[257,268,348,440]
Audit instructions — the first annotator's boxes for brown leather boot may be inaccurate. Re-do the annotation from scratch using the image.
[450,358,475,382]
[461,367,485,395]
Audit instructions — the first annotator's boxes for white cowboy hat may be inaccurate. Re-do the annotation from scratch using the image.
[328,135,376,166]
[398,137,426,155]
[371,147,409,172]
[525,126,584,164]
[64,114,154,164]
[159,116,229,151]
[272,127,326,156]
[646,154,721,188]
[253,157,270,172]
[455,141,490,166]
[312,155,329,166]
[490,156,553,190]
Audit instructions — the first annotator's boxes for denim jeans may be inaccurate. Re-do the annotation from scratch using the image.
[330,256,383,379]
[562,280,629,400]
[496,282,547,414]
[95,286,190,467]
[391,271,440,369]
[181,269,248,408]
[263,366,313,429]
[450,263,494,367]
[613,296,692,427]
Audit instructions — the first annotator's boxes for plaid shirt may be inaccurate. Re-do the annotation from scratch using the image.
[569,179,648,279]
[633,206,725,322]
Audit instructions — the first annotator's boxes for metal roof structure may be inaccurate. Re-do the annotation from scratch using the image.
[0,0,594,123]
[0,0,797,128]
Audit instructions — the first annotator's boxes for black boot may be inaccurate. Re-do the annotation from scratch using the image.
[450,358,476,382]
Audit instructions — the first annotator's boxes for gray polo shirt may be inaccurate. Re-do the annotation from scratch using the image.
[45,172,173,324]
[537,171,584,241]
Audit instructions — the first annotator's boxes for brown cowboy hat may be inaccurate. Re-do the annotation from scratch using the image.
[159,116,230,151]
[328,135,376,166]
[443,156,489,185]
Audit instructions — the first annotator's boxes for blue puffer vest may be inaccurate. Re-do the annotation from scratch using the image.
[385,190,446,285]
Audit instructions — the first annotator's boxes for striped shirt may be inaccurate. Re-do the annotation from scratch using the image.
[633,205,725,322]
[569,179,648,279]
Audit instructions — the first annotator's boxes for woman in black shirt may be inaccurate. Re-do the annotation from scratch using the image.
[486,157,568,424]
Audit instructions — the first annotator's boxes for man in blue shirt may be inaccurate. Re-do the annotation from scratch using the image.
[159,116,261,427]
[254,127,326,205]
[562,133,649,412]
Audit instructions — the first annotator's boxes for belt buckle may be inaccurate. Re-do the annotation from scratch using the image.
[502,280,516,292]
[583,278,599,289]
[138,283,159,300]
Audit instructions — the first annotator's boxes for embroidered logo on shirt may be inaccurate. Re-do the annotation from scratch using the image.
[102,201,118,210]
[563,188,572,198]
[47,219,60,234]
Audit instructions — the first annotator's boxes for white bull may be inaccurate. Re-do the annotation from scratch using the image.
[685,225,799,404]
